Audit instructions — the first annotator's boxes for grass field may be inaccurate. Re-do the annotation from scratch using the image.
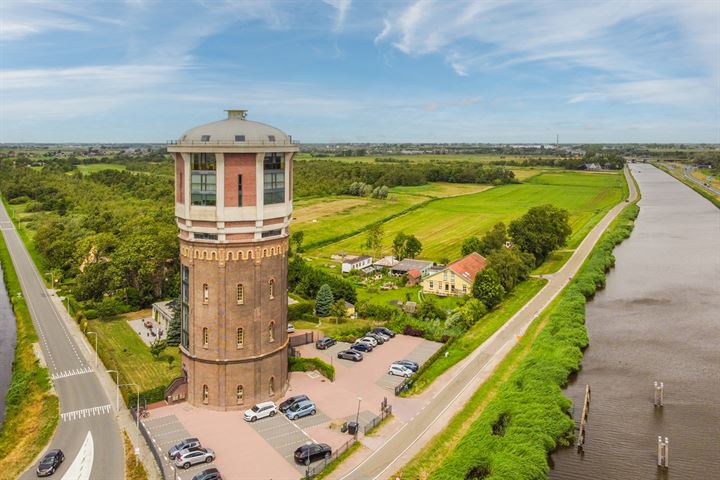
[296,153,564,164]
[532,250,573,275]
[309,171,626,262]
[86,310,180,402]
[75,163,127,173]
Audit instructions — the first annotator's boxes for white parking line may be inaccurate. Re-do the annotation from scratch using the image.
[51,366,93,380]
[60,404,112,422]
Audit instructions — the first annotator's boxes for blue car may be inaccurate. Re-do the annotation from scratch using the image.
[351,342,373,353]
[286,400,317,420]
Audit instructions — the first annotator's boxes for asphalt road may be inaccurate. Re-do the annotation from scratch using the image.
[0,201,124,479]
[339,167,639,480]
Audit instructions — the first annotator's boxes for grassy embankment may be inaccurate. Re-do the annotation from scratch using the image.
[85,310,181,404]
[0,232,59,478]
[398,203,640,479]
[124,430,148,480]
[655,162,720,209]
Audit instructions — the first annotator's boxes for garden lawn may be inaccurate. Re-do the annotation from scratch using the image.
[86,311,180,402]
[532,250,573,275]
[310,171,625,261]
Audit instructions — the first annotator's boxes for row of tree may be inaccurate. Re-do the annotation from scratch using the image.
[346,182,390,199]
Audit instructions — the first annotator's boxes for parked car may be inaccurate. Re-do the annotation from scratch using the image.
[192,468,222,480]
[36,449,64,477]
[294,443,332,465]
[393,359,419,372]
[388,364,413,377]
[365,332,386,344]
[287,323,296,333]
[357,336,378,347]
[279,394,310,413]
[351,342,373,353]
[337,350,363,362]
[316,337,337,350]
[243,401,278,422]
[174,448,215,469]
[286,400,317,420]
[169,438,201,459]
[372,327,396,338]
[369,330,391,341]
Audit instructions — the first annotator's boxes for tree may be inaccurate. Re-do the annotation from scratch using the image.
[315,284,334,317]
[416,297,446,321]
[364,223,384,258]
[461,236,482,256]
[472,268,505,309]
[291,230,305,253]
[392,232,408,259]
[487,247,535,292]
[166,297,181,346]
[330,299,347,323]
[405,235,423,259]
[509,205,571,264]
[150,339,167,359]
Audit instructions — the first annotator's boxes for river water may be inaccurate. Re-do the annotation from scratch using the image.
[550,164,720,479]
[0,262,17,428]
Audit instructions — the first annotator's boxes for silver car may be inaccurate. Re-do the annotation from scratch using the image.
[174,448,215,469]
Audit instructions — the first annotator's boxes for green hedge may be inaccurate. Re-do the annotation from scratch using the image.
[288,301,315,322]
[289,357,335,381]
[432,204,639,479]
[128,384,166,407]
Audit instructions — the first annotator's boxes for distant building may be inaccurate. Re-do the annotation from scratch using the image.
[373,256,399,269]
[403,301,417,314]
[390,259,434,277]
[152,300,176,330]
[422,252,487,297]
[407,269,422,286]
[344,301,356,318]
[341,255,373,273]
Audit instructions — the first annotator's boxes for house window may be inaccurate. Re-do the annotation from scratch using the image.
[203,284,209,303]
[191,153,216,206]
[443,271,448,281]
[261,229,282,238]
[268,321,275,343]
[236,328,244,348]
[445,283,449,291]
[181,265,190,350]
[236,284,244,304]
[203,327,209,348]
[202,384,209,404]
[429,280,434,289]
[463,284,467,293]
[263,153,285,205]
[235,135,245,142]
[200,135,211,142]
[269,376,275,396]
[268,135,276,142]
[237,175,243,207]
[269,279,275,299]
[236,385,244,404]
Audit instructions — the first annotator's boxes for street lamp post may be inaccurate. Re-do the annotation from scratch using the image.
[107,369,120,412]
[120,382,141,465]
[86,331,98,369]
[355,397,362,439]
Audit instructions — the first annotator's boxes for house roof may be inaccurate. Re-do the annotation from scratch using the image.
[152,300,176,319]
[343,255,372,264]
[447,252,487,283]
[392,258,434,272]
[408,269,421,277]
[373,256,398,267]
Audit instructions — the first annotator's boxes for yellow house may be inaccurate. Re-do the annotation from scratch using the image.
[422,252,487,297]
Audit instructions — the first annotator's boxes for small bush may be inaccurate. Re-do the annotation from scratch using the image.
[289,357,335,381]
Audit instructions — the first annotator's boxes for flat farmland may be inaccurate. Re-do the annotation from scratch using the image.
[308,171,626,261]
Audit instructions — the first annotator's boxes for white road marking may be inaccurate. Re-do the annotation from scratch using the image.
[61,404,112,422]
[61,430,94,480]
[51,367,93,380]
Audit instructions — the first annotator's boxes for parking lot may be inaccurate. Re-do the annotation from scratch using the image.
[145,333,442,479]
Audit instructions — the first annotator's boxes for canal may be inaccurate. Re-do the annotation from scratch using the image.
[551,163,720,478]
[0,261,17,428]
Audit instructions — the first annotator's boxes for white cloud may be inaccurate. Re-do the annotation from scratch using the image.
[569,79,714,107]
[323,0,352,32]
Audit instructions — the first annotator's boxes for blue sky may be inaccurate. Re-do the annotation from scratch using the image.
[1,0,718,143]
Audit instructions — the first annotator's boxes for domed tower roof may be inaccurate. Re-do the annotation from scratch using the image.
[177,110,292,146]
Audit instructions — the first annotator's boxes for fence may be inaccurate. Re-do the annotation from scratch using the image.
[363,404,393,435]
[130,407,168,480]
[290,331,315,347]
[394,377,413,396]
[305,439,357,478]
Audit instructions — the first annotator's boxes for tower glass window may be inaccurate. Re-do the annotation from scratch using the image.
[236,385,244,404]
[181,265,190,349]
[237,175,243,207]
[191,153,216,206]
[237,328,244,348]
[203,384,209,403]
[263,153,285,205]
[236,284,244,304]
[203,283,209,303]
[269,377,275,396]
[269,279,275,299]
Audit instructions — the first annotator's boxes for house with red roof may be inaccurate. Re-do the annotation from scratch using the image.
[421,252,487,297]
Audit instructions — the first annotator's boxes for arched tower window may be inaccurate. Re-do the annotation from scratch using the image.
[203,283,209,304]
[236,283,244,304]
[268,321,275,343]
[203,327,209,348]
[202,384,209,404]
[269,278,275,299]
[236,328,244,349]
[269,376,275,396]
[236,385,244,404]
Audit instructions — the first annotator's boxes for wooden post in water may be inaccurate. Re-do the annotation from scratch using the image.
[657,436,669,468]
[654,381,665,407]
[576,384,591,451]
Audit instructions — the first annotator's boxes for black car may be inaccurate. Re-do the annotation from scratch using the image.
[192,468,222,480]
[372,327,395,338]
[394,359,419,372]
[294,443,332,465]
[337,350,363,362]
[351,342,373,353]
[365,332,386,344]
[169,437,201,459]
[316,337,337,350]
[279,394,310,413]
[37,449,64,477]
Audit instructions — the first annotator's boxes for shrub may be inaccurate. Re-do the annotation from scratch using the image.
[289,357,335,381]
[84,309,98,320]
[288,301,315,321]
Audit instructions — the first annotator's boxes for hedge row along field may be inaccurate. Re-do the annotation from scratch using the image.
[431,203,640,480]
[0,232,59,478]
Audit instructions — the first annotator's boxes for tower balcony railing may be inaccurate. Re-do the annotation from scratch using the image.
[167,138,301,146]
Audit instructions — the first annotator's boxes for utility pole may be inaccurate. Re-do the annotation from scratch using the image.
[107,369,120,411]
[355,397,362,439]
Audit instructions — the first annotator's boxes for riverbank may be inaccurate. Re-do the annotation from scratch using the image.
[0,262,17,428]
[0,232,59,478]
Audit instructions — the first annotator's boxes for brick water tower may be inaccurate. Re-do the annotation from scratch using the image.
[167,110,297,410]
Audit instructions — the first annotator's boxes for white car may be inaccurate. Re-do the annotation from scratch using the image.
[287,323,295,333]
[357,336,378,347]
[388,364,413,377]
[243,401,278,422]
